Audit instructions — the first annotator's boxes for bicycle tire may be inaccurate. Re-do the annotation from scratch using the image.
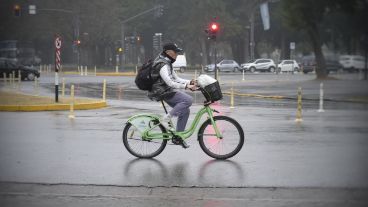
[198,116,244,159]
[122,123,167,158]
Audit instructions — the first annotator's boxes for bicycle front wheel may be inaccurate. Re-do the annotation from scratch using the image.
[198,116,244,159]
[122,123,167,158]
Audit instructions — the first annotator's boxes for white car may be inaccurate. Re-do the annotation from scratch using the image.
[277,60,300,73]
[339,55,366,72]
[172,55,187,73]
[205,60,240,72]
[241,59,276,73]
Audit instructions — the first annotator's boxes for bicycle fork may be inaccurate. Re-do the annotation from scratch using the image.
[206,107,223,139]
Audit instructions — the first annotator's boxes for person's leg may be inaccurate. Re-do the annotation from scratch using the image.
[164,91,193,132]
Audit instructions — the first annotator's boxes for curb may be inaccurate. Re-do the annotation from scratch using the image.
[62,72,136,76]
[222,91,286,100]
[0,101,107,112]
[222,91,368,104]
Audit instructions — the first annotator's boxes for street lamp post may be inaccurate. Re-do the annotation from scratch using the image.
[120,5,163,70]
[249,11,255,61]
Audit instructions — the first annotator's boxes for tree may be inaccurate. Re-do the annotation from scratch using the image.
[281,0,365,79]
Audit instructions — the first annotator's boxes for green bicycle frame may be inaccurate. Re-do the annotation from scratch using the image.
[127,105,222,140]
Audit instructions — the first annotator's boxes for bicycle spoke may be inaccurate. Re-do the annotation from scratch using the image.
[123,122,167,158]
[198,116,244,159]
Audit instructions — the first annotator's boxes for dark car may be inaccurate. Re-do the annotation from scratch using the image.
[0,58,40,81]
[325,59,343,74]
[300,56,315,74]
[301,56,343,74]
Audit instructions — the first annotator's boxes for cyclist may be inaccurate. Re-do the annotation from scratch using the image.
[148,43,197,148]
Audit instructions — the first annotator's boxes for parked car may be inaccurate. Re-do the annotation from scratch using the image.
[277,60,300,73]
[325,59,343,74]
[0,58,40,81]
[301,56,343,74]
[204,59,240,72]
[240,59,276,73]
[172,54,187,73]
[300,56,315,74]
[339,55,366,72]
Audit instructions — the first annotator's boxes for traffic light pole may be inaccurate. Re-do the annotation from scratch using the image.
[214,39,218,80]
[120,5,163,69]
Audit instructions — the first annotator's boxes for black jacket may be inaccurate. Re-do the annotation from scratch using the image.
[148,52,189,101]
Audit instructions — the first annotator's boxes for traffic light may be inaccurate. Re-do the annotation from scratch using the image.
[117,47,123,53]
[14,4,21,17]
[205,22,220,40]
[74,40,81,46]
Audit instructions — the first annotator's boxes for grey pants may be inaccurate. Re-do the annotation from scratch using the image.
[164,91,193,132]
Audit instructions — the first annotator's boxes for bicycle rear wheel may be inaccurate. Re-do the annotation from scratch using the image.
[198,116,244,159]
[122,122,167,158]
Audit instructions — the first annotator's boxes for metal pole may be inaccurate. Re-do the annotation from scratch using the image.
[121,23,125,69]
[250,12,255,61]
[214,39,218,80]
[365,47,367,80]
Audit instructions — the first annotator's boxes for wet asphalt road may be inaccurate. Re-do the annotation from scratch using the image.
[1,72,368,206]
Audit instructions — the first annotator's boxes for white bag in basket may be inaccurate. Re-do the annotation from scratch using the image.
[197,74,217,88]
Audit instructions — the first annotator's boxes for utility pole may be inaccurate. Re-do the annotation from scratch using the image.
[120,5,163,70]
[205,21,220,80]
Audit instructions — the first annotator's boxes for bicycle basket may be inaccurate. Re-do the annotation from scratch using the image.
[200,81,223,102]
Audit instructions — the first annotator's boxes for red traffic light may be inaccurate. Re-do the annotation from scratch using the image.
[210,23,219,31]
[205,22,219,40]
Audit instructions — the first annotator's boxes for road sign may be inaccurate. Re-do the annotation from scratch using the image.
[55,36,62,102]
[55,37,62,50]
[29,5,36,14]
[290,42,295,50]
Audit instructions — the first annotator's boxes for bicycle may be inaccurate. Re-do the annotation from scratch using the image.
[122,84,244,160]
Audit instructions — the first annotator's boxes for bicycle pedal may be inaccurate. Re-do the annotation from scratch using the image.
[172,137,182,145]
[181,141,190,149]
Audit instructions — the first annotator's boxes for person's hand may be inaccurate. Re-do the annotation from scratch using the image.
[190,79,197,85]
[186,84,198,91]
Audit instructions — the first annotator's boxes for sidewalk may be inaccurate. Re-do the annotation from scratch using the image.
[0,90,106,112]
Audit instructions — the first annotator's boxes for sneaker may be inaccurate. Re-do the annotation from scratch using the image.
[172,136,190,149]
[180,140,190,149]
[160,114,174,131]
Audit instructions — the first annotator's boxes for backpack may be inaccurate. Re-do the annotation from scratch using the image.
[135,59,155,91]
[135,59,167,91]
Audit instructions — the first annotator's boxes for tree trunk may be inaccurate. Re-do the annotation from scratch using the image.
[307,25,327,79]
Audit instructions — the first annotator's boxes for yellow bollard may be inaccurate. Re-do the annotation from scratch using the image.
[295,87,303,123]
[230,82,235,109]
[102,79,106,101]
[68,85,75,119]
[62,78,65,98]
